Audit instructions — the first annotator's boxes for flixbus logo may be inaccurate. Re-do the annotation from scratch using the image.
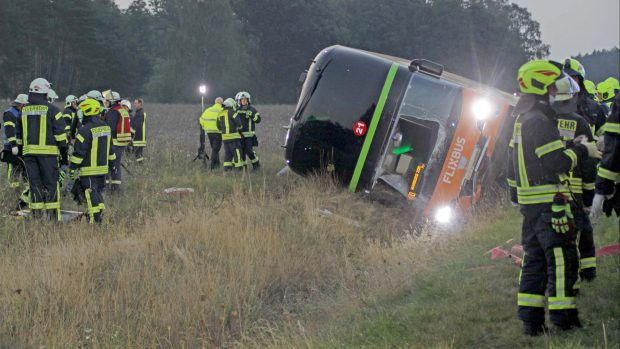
[442,137,467,184]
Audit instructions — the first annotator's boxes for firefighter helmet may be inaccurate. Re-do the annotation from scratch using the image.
[65,95,78,107]
[103,89,121,102]
[517,60,563,96]
[14,94,28,105]
[597,81,616,101]
[563,58,586,78]
[237,91,251,103]
[223,98,236,108]
[605,77,620,92]
[78,99,102,117]
[87,90,104,101]
[29,78,51,95]
[583,80,597,96]
[120,99,132,110]
[47,89,59,102]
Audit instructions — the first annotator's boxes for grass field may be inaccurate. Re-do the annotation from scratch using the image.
[0,103,618,348]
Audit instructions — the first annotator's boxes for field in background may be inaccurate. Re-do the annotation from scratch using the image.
[0,103,618,348]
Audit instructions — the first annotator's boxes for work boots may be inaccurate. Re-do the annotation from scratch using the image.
[523,322,547,336]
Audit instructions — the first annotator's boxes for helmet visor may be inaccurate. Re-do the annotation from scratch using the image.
[553,75,580,101]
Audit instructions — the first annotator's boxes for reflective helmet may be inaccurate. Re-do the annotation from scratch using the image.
[47,89,59,102]
[214,97,224,104]
[102,89,120,102]
[563,58,586,79]
[78,99,102,117]
[29,78,51,95]
[65,95,78,107]
[120,99,132,110]
[597,81,616,101]
[223,98,236,108]
[552,75,580,101]
[605,77,620,92]
[517,60,563,95]
[87,90,104,101]
[237,91,251,103]
[78,94,88,102]
[583,80,597,96]
[14,94,29,105]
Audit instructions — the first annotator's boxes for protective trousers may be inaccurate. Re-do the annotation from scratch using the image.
[24,155,60,220]
[79,175,106,224]
[133,146,145,163]
[574,207,596,283]
[207,133,222,169]
[517,204,580,329]
[240,136,260,169]
[110,146,125,192]
[223,139,243,171]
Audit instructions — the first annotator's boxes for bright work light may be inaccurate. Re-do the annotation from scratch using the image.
[434,206,453,224]
[472,98,494,121]
[199,84,207,95]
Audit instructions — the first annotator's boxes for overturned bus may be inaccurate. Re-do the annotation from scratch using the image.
[284,45,517,224]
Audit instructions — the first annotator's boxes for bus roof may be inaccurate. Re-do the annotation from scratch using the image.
[361,48,519,106]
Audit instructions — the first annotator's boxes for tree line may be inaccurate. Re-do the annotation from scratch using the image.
[0,0,588,104]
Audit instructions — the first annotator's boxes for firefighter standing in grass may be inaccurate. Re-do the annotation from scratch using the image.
[102,90,132,192]
[199,97,224,169]
[3,93,30,208]
[236,91,261,171]
[217,98,243,171]
[70,99,116,224]
[15,78,69,220]
[561,58,600,282]
[591,93,620,220]
[507,60,601,335]
[131,98,147,163]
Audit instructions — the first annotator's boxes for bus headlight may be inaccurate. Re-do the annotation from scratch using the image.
[472,98,494,121]
[434,206,453,224]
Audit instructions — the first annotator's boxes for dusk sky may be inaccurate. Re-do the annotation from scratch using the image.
[115,0,620,59]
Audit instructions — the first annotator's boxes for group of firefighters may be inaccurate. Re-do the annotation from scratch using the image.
[1,78,147,224]
[508,58,619,335]
[197,93,262,171]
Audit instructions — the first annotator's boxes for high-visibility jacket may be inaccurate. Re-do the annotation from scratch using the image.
[131,108,147,147]
[15,94,67,156]
[70,116,116,177]
[596,95,620,194]
[507,96,588,205]
[555,112,597,206]
[237,105,261,137]
[62,106,77,133]
[3,106,19,146]
[104,103,132,146]
[200,103,223,134]
[217,107,242,141]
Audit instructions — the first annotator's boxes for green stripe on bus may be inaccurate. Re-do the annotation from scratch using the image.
[349,63,399,192]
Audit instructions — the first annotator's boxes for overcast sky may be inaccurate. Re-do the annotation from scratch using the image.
[115,0,620,58]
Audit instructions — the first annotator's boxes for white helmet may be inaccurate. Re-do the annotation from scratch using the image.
[47,89,59,102]
[65,95,78,107]
[103,89,121,102]
[237,91,251,103]
[87,90,104,101]
[78,94,88,102]
[29,78,51,95]
[120,99,132,110]
[223,98,236,108]
[14,94,28,105]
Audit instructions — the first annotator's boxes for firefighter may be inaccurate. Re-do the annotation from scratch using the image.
[199,97,224,169]
[63,95,79,140]
[102,90,132,192]
[2,93,30,207]
[552,76,598,284]
[235,91,261,171]
[14,78,68,220]
[69,99,116,224]
[591,93,620,220]
[86,90,106,116]
[563,58,607,140]
[131,98,147,163]
[507,60,601,335]
[217,98,243,171]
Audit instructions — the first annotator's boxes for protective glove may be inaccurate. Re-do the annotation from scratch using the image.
[581,142,602,159]
[58,169,66,185]
[11,146,18,156]
[589,194,605,222]
[551,193,575,234]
